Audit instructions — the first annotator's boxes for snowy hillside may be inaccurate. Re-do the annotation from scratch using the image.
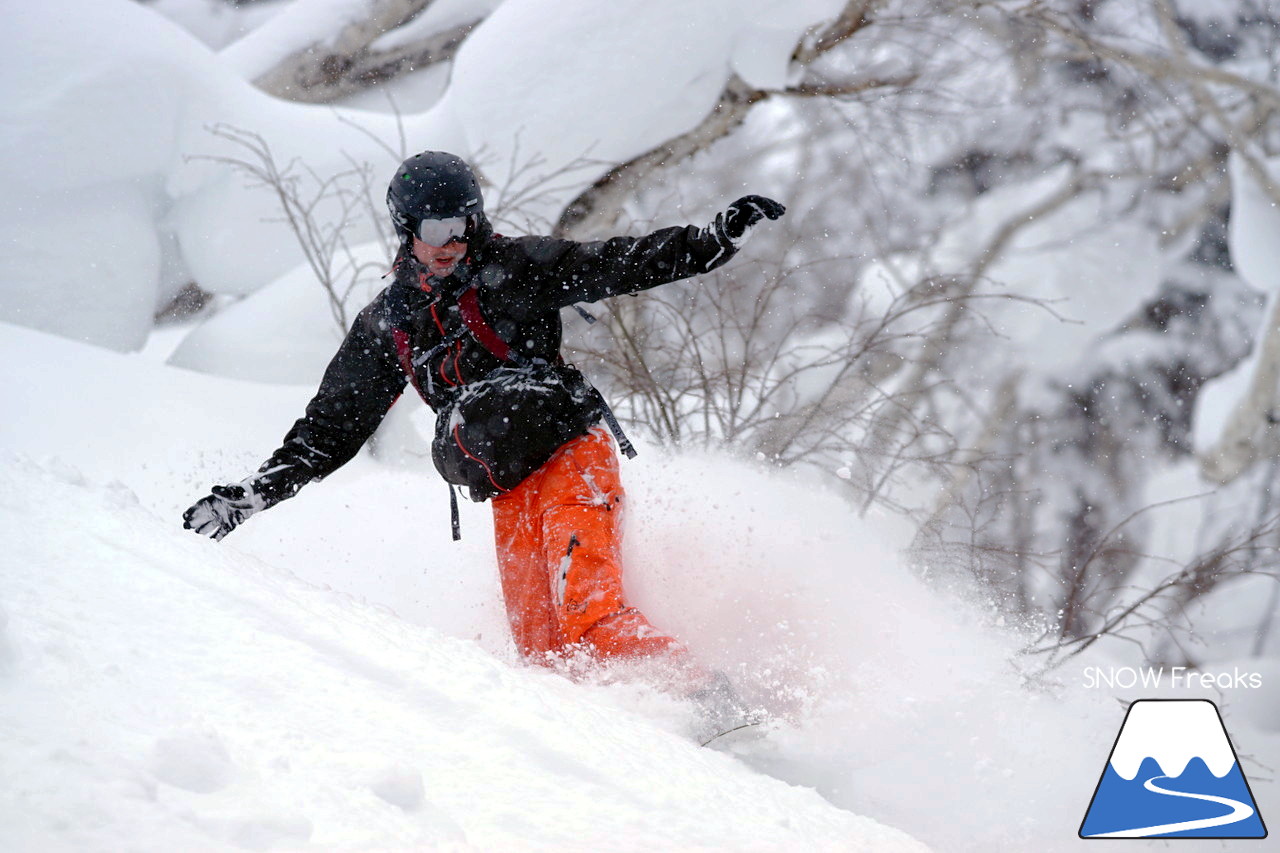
[0,322,938,851]
[1,458,921,850]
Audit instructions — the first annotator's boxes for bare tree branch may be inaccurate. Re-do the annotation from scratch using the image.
[190,124,387,332]
[782,73,920,99]
[554,76,769,238]
[554,0,885,238]
[248,0,483,104]
[1028,513,1280,671]
[854,169,1092,489]
[1033,7,1280,111]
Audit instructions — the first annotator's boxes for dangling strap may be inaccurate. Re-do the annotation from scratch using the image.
[449,485,461,541]
[599,397,637,459]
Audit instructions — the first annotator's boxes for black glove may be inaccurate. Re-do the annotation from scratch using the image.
[183,483,265,541]
[718,195,786,243]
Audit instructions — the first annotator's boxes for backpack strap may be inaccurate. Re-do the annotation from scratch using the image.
[391,328,428,401]
[458,286,522,365]
[600,404,637,459]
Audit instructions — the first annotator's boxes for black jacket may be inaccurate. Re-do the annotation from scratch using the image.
[248,221,742,508]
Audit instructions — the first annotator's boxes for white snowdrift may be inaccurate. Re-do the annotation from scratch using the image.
[0,181,162,352]
[444,0,844,201]
[0,0,408,349]
[220,0,503,82]
[1,455,929,851]
[0,0,433,350]
[0,323,936,850]
[219,0,389,80]
[166,241,393,385]
[1227,152,1280,296]
[149,0,290,50]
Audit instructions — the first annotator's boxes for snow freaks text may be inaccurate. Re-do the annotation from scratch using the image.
[1083,667,1264,691]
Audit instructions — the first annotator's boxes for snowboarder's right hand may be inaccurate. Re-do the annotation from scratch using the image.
[183,483,264,541]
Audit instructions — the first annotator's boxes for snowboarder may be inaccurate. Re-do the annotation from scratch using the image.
[183,151,784,734]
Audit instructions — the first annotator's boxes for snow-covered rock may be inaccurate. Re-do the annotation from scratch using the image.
[0,0,410,349]
[0,181,162,351]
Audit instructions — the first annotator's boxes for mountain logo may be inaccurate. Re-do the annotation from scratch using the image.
[1080,699,1267,839]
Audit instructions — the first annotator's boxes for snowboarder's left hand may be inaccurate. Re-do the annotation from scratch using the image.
[183,483,264,541]
[718,195,786,243]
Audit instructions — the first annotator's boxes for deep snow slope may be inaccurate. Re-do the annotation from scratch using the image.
[0,458,924,850]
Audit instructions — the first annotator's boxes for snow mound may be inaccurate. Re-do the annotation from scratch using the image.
[1227,151,1280,297]
[1192,152,1280,475]
[166,241,391,384]
[0,453,927,851]
[149,0,290,51]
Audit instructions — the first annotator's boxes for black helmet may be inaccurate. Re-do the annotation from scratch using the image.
[386,151,484,239]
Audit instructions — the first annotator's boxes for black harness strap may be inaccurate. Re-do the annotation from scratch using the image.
[599,405,637,459]
[449,485,460,542]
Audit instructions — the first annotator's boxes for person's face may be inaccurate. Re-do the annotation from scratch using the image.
[412,237,467,278]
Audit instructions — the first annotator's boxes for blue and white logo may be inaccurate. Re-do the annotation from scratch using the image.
[1080,699,1267,839]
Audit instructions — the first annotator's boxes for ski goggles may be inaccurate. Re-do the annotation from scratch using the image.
[416,215,472,247]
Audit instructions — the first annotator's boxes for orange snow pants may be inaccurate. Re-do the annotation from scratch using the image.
[490,425,687,664]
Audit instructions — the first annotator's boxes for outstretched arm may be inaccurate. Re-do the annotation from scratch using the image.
[512,195,785,312]
[184,301,407,540]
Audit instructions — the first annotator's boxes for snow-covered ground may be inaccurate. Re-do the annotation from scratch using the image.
[2,460,915,851]
[4,320,1274,851]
